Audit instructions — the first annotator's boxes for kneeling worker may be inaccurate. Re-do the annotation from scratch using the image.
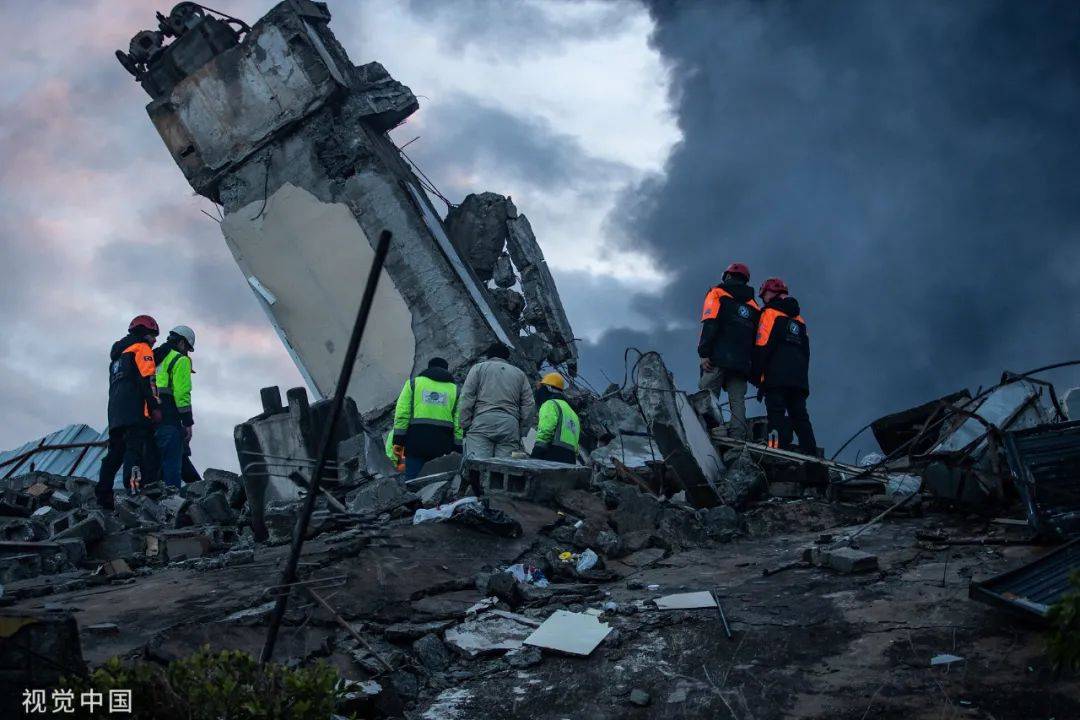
[531,372,581,464]
[392,357,463,479]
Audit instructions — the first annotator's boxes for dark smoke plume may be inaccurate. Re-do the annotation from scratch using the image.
[580,0,1080,457]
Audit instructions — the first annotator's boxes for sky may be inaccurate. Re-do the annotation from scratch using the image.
[1,1,1077,473]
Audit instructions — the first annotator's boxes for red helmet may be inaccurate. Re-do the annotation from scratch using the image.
[128,315,160,335]
[724,262,750,281]
[759,277,788,297]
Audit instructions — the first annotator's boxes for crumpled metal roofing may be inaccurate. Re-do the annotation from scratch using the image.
[0,423,108,480]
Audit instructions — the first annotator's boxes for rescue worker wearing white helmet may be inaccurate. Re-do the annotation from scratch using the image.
[154,325,196,489]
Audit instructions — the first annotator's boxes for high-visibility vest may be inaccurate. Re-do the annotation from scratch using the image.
[537,398,580,453]
[393,376,462,439]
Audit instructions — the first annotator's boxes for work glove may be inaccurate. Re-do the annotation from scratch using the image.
[699,357,714,372]
[392,444,406,472]
[184,425,193,442]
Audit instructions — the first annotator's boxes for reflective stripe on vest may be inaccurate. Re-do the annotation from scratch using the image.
[550,399,580,452]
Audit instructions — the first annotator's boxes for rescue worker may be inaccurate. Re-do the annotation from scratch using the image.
[531,372,581,464]
[697,262,760,439]
[752,278,818,455]
[95,315,160,509]
[391,357,463,479]
[154,325,196,489]
[459,342,535,458]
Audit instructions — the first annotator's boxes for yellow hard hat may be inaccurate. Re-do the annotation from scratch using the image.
[540,372,565,390]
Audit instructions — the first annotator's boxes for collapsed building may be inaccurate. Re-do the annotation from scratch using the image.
[2,2,1080,718]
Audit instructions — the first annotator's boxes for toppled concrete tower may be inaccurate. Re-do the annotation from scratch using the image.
[118,1,575,421]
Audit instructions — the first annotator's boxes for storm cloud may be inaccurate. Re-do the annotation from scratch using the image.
[581,0,1080,458]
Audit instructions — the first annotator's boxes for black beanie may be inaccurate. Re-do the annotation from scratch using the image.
[485,342,510,360]
[428,357,449,370]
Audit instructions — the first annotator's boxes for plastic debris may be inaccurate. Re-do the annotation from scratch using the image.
[576,549,599,573]
[413,496,480,525]
[504,563,549,587]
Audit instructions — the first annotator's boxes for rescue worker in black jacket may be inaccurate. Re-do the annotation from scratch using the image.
[752,278,818,455]
[698,262,760,439]
[95,315,161,509]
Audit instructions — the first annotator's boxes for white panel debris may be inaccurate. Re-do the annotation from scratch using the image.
[524,610,612,656]
[222,183,415,409]
[654,591,718,610]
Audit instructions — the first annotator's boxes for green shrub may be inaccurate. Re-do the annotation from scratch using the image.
[64,646,346,719]
[1047,570,1080,674]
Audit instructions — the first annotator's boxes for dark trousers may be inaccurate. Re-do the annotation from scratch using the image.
[96,424,151,507]
[155,424,184,489]
[763,387,818,455]
[404,455,427,480]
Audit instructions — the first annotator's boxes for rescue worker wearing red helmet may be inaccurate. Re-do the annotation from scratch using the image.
[95,315,162,509]
[698,262,760,439]
[752,278,818,455]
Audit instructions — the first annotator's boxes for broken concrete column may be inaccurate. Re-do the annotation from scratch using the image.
[505,204,578,369]
[445,192,512,282]
[492,254,516,288]
[633,353,722,508]
[123,1,523,420]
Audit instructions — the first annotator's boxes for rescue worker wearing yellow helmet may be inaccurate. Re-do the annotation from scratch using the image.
[530,372,581,464]
[391,357,463,479]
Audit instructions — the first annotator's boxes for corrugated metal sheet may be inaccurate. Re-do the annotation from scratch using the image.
[970,538,1080,619]
[1005,420,1080,539]
[0,424,108,480]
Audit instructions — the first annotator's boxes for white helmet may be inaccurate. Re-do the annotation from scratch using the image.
[170,325,195,349]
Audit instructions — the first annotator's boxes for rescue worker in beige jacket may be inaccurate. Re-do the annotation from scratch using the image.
[458,342,535,458]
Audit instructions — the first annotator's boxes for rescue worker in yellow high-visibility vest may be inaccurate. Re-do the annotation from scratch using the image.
[531,372,581,464]
[391,357,463,479]
[154,325,196,489]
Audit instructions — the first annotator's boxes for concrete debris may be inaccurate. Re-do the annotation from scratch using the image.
[347,477,418,516]
[463,456,589,503]
[633,353,723,507]
[443,611,535,658]
[445,192,512,282]
[412,633,452,672]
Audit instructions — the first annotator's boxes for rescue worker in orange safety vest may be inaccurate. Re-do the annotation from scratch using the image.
[391,357,463,479]
[697,262,760,439]
[531,372,581,464]
[752,277,818,455]
[95,315,161,509]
